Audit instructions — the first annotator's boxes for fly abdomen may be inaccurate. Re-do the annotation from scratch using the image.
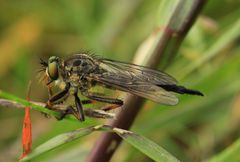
[158,84,204,96]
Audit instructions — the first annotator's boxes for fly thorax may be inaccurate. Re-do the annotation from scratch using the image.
[63,55,97,88]
[69,72,81,87]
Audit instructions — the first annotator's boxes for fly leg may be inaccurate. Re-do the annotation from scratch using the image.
[55,100,96,121]
[101,104,123,111]
[43,83,70,119]
[51,92,70,105]
[55,105,76,120]
[46,84,85,122]
[46,83,70,106]
[73,92,85,121]
[45,83,87,121]
[81,99,97,105]
[82,91,123,111]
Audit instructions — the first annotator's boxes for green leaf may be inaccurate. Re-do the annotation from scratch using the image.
[20,125,180,162]
[20,126,96,162]
[113,127,180,162]
[0,90,61,117]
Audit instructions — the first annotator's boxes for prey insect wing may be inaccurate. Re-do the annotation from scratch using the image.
[89,58,179,105]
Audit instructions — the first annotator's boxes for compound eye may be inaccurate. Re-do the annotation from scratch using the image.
[47,57,59,80]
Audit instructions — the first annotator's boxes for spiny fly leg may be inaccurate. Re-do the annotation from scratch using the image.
[82,91,123,105]
[101,103,123,111]
[55,106,75,120]
[82,91,123,111]
[74,93,85,121]
[52,105,84,121]
[43,83,70,119]
[45,83,70,107]
[81,99,97,105]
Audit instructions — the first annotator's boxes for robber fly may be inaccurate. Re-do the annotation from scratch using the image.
[40,54,203,121]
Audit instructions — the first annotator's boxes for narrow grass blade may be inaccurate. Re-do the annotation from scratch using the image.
[20,126,97,162]
[112,127,180,162]
[20,125,180,162]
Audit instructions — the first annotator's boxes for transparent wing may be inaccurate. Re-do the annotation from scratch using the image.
[88,58,178,105]
[100,59,177,85]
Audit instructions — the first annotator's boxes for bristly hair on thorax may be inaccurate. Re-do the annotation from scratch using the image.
[68,50,102,60]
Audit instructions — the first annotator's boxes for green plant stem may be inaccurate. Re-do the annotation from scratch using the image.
[0,90,60,117]
[0,90,115,121]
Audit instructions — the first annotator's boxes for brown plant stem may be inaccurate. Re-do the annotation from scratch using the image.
[86,1,206,162]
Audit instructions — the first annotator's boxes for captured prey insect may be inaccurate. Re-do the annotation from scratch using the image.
[39,54,203,121]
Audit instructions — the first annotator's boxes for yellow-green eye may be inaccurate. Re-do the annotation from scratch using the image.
[47,56,59,80]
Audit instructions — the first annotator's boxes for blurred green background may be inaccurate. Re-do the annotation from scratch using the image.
[0,0,240,162]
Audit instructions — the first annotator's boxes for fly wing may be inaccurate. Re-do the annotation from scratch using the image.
[88,58,178,105]
[99,59,177,85]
